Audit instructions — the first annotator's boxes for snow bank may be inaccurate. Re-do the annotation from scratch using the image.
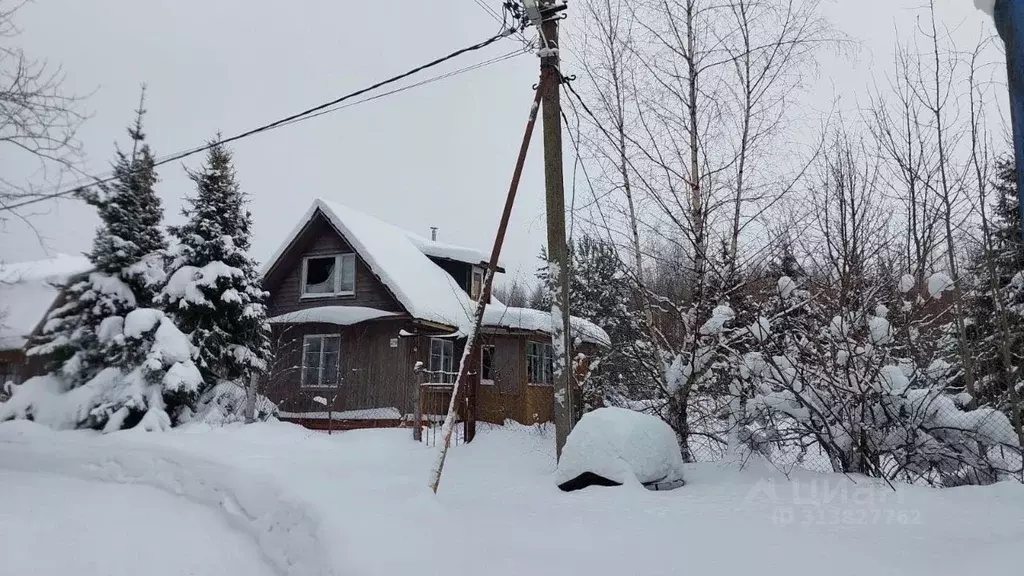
[267,305,398,326]
[556,407,686,490]
[1,420,1022,576]
[0,254,92,350]
[0,373,97,429]
[0,422,331,576]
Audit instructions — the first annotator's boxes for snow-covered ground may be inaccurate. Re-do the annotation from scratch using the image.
[0,470,274,576]
[1,420,1021,576]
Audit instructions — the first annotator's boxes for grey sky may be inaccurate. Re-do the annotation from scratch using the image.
[0,0,999,287]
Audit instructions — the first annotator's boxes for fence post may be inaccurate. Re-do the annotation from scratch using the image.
[245,372,258,424]
[413,361,424,442]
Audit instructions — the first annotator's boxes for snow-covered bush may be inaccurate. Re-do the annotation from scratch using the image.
[182,380,278,426]
[2,308,202,431]
[736,275,1022,486]
[556,407,686,491]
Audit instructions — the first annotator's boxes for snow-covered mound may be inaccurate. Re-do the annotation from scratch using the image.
[556,407,686,491]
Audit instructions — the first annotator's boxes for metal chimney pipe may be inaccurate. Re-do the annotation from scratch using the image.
[430,226,438,241]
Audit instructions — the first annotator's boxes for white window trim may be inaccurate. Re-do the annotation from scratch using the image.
[480,344,495,386]
[300,253,356,299]
[300,334,342,388]
[428,337,455,385]
[470,266,485,300]
[526,341,554,387]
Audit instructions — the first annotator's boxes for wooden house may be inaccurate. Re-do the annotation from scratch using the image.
[259,199,610,431]
[0,255,92,396]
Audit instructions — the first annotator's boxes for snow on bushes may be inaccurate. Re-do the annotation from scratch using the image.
[180,380,278,426]
[720,271,1024,486]
[555,407,686,491]
[1,308,202,432]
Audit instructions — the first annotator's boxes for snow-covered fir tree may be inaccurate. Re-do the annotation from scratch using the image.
[16,98,204,431]
[963,156,1024,414]
[536,236,658,418]
[159,140,271,422]
[31,99,167,387]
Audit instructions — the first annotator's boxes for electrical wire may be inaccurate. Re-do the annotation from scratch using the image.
[274,47,529,130]
[2,27,523,213]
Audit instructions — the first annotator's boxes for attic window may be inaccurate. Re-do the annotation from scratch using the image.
[302,254,355,298]
[471,267,484,300]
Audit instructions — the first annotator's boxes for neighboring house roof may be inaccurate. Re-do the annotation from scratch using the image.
[0,254,92,351]
[262,199,610,346]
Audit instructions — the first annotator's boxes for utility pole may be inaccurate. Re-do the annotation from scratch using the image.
[530,0,574,459]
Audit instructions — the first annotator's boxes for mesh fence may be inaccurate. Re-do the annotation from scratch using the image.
[259,327,1022,486]
[625,389,1024,487]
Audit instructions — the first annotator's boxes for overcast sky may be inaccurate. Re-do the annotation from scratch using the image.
[0,0,999,287]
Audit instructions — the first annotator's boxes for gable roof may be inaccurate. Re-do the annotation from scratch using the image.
[0,254,93,351]
[261,199,610,346]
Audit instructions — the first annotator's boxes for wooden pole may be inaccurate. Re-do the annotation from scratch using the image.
[539,1,574,460]
[413,361,424,442]
[429,84,545,493]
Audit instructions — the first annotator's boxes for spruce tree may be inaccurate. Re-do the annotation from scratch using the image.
[537,236,657,416]
[30,97,167,387]
[160,140,271,417]
[963,155,1024,412]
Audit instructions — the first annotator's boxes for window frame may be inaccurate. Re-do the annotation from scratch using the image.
[300,334,342,388]
[526,341,555,386]
[300,253,356,299]
[428,337,455,384]
[480,344,495,385]
[470,266,485,301]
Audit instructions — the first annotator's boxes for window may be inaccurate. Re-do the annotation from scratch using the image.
[429,338,455,384]
[301,335,341,387]
[471,267,484,300]
[0,362,19,390]
[527,341,554,385]
[480,345,495,384]
[301,254,355,297]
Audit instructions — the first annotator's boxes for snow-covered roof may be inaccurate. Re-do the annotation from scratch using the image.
[404,232,503,270]
[261,199,611,346]
[267,306,400,326]
[483,303,611,347]
[0,254,92,351]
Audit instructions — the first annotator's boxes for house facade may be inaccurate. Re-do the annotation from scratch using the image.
[259,199,609,430]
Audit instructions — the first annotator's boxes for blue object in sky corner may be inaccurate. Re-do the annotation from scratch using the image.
[993,0,1024,235]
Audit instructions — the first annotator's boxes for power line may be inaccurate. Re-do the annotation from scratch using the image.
[275,47,529,130]
[2,27,522,213]
[10,47,529,209]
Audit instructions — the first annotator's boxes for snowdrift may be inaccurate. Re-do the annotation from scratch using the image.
[0,421,331,576]
[555,407,686,491]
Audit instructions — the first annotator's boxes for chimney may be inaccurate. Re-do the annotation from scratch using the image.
[430,226,438,241]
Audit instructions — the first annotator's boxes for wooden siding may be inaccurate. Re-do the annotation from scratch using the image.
[263,320,420,417]
[265,212,403,316]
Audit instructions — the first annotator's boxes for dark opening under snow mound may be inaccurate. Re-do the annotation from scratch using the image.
[558,471,623,492]
[555,407,687,492]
